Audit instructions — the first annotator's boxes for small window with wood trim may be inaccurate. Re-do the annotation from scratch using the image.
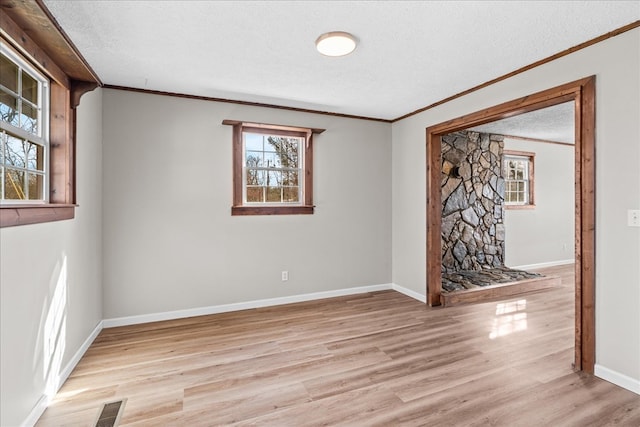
[0,47,49,202]
[223,120,324,215]
[503,151,535,208]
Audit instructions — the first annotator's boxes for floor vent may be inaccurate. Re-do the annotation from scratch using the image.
[95,398,126,427]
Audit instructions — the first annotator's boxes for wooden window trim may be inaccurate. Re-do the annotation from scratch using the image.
[503,150,535,209]
[223,120,324,216]
[0,4,100,227]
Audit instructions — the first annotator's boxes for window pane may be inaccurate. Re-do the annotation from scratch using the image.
[27,142,44,170]
[245,150,263,167]
[27,172,44,200]
[4,168,25,199]
[266,186,281,202]
[0,90,19,128]
[0,54,18,92]
[263,150,280,168]
[5,134,26,168]
[244,133,264,152]
[0,132,5,164]
[283,186,299,202]
[246,168,264,186]
[267,170,281,186]
[267,136,300,169]
[246,186,264,202]
[282,170,298,186]
[21,102,38,134]
[21,72,38,104]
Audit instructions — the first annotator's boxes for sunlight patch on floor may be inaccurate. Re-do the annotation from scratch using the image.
[490,299,527,339]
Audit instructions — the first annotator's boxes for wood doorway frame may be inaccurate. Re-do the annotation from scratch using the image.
[425,76,595,373]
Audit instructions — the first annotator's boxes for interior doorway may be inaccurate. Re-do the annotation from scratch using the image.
[425,77,595,373]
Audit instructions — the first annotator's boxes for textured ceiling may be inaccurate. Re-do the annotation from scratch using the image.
[42,1,639,121]
[469,102,575,144]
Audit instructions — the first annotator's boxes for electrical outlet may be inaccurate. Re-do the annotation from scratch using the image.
[281,271,289,281]
[629,210,640,227]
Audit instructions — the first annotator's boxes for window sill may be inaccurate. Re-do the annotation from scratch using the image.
[505,204,536,210]
[0,204,76,228]
[231,205,314,216]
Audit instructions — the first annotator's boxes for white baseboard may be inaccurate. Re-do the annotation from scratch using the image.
[510,259,575,270]
[392,283,427,303]
[22,320,104,427]
[22,284,426,426]
[21,395,48,427]
[595,364,640,395]
[103,284,394,328]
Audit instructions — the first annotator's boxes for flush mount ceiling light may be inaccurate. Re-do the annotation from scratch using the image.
[315,31,357,57]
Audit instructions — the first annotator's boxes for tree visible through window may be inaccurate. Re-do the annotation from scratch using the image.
[503,151,535,207]
[244,133,302,204]
[223,120,324,215]
[0,47,49,202]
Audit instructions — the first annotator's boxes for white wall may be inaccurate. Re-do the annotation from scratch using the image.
[503,137,575,268]
[392,29,640,387]
[102,89,392,319]
[0,88,103,426]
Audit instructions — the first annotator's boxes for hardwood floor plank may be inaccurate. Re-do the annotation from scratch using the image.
[35,265,640,426]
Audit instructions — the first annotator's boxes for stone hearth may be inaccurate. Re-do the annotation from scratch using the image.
[442,266,543,292]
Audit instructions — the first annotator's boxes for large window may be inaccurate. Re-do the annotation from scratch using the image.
[244,132,303,204]
[224,120,324,215]
[503,150,535,208]
[0,7,99,228]
[1,47,49,202]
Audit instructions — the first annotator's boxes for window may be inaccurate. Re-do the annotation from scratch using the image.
[223,120,324,215]
[1,47,49,202]
[0,7,99,228]
[503,150,535,208]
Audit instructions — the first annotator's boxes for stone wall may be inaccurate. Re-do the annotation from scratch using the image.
[441,131,505,272]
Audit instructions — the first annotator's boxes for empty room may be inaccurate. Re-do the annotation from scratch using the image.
[1,1,639,426]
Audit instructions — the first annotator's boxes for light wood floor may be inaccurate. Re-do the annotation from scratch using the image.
[37,265,640,426]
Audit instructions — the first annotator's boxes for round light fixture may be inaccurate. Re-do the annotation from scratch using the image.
[315,31,357,57]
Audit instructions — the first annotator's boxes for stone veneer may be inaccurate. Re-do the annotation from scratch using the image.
[441,131,505,272]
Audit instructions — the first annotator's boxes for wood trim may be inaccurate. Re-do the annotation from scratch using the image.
[0,0,101,85]
[578,76,596,374]
[0,12,68,87]
[425,76,596,375]
[0,204,75,227]
[504,204,536,211]
[503,149,535,158]
[231,206,314,216]
[231,124,243,208]
[501,134,575,147]
[394,21,639,122]
[109,85,390,123]
[441,275,561,307]
[426,131,442,306]
[49,81,73,204]
[34,0,102,84]
[223,120,325,135]
[304,132,314,207]
[70,80,99,109]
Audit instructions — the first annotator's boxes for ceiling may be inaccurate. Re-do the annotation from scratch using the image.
[42,1,639,121]
[468,102,575,144]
